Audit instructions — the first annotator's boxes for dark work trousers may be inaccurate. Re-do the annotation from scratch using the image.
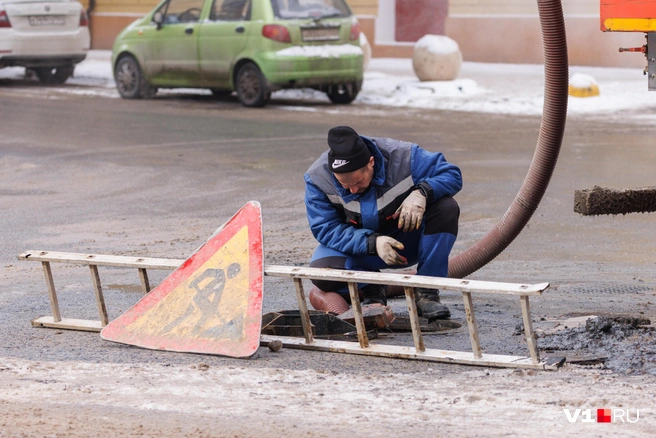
[309,196,459,296]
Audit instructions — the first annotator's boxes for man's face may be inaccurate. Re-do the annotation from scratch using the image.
[334,157,375,194]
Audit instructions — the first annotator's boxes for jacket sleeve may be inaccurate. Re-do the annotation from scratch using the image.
[304,174,373,256]
[410,145,462,203]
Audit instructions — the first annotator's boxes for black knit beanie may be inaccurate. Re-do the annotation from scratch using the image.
[327,126,371,173]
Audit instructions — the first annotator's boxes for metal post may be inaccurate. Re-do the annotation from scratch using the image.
[648,32,655,91]
[293,278,314,344]
[41,261,61,322]
[404,286,425,352]
[89,265,109,326]
[138,268,151,294]
[462,292,482,359]
[347,282,369,348]
[520,296,540,364]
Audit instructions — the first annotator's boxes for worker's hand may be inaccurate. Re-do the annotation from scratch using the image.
[393,190,426,232]
[376,236,408,266]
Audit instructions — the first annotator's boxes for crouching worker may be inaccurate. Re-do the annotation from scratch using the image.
[304,126,462,320]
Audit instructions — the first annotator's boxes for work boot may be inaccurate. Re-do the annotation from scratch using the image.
[361,284,388,306]
[415,288,450,320]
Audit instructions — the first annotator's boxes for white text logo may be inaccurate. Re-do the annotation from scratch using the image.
[332,160,350,169]
[563,408,640,423]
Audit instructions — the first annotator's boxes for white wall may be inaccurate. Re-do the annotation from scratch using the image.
[375,0,396,43]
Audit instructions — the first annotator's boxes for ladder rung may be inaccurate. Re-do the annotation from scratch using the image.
[20,249,553,369]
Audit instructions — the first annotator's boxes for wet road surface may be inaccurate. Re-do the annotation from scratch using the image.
[0,84,655,436]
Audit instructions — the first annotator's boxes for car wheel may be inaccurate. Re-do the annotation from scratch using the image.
[115,55,156,99]
[327,82,361,104]
[235,63,269,107]
[35,66,74,85]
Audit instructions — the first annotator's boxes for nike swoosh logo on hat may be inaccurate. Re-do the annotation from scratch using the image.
[332,160,350,169]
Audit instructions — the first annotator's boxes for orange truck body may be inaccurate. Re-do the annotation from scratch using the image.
[601,0,656,31]
[600,1,655,89]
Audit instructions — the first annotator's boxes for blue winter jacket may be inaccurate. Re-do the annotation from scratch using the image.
[304,136,462,256]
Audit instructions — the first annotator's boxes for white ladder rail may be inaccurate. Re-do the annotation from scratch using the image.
[18,250,554,369]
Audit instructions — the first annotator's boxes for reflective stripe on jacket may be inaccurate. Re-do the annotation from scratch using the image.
[304,136,462,256]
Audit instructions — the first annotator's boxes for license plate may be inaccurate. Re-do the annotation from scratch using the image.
[29,16,66,26]
[301,27,340,42]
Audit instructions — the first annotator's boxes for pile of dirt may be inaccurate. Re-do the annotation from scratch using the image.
[537,315,655,375]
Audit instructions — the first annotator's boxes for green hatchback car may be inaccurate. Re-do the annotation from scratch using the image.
[112,0,364,107]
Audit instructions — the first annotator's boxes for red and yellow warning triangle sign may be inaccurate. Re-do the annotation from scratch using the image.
[101,202,263,358]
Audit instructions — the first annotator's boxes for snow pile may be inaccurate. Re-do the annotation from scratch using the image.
[1,50,654,120]
[415,34,460,55]
[73,56,114,82]
[358,72,481,108]
[570,72,598,88]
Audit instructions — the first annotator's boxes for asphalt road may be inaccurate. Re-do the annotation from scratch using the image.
[0,82,655,435]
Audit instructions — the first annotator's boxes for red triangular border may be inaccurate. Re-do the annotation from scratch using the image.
[100,201,263,358]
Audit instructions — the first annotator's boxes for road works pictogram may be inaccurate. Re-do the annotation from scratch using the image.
[101,202,263,358]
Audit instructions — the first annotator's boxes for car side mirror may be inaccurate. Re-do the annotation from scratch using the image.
[153,11,164,29]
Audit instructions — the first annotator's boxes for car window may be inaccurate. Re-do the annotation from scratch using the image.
[270,0,350,20]
[210,0,251,21]
[157,0,206,24]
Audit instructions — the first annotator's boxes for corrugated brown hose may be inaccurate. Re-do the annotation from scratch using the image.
[448,0,569,278]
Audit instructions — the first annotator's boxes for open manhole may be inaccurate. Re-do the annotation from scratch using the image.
[262,310,378,340]
[262,310,462,340]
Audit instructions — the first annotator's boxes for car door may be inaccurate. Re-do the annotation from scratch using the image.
[197,0,252,88]
[144,0,206,86]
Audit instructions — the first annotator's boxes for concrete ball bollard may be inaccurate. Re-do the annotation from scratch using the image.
[412,35,462,82]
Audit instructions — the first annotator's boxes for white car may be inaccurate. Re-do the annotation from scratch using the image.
[0,0,89,84]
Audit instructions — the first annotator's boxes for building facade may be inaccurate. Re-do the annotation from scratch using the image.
[83,0,646,68]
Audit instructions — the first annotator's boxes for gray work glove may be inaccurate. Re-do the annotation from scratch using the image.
[394,189,426,232]
[376,236,408,265]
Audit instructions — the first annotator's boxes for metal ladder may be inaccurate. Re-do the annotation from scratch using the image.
[19,250,557,369]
